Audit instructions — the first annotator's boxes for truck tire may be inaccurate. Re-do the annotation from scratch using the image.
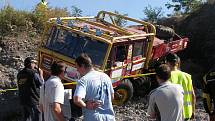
[112,79,134,105]
[132,77,151,96]
[155,25,175,40]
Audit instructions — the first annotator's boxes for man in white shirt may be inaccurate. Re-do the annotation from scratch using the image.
[39,61,65,121]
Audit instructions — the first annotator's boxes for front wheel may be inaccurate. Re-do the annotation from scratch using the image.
[112,79,133,105]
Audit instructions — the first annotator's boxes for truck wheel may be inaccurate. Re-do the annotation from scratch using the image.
[155,25,175,40]
[203,97,213,114]
[132,77,151,96]
[112,79,134,105]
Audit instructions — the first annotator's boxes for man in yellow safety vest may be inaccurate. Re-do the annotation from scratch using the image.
[166,53,196,120]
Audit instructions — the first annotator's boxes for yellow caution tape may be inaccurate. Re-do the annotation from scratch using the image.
[111,72,156,80]
[63,82,77,85]
[0,82,77,92]
[0,88,18,92]
[123,72,156,78]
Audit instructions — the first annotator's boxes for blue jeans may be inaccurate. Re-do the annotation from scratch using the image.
[22,105,40,121]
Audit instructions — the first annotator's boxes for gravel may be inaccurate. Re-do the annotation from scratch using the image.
[113,96,209,121]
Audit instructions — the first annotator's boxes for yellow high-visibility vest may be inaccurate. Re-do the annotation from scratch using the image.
[170,70,193,119]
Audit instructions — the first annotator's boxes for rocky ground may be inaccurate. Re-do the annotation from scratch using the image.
[0,32,210,120]
[0,32,40,88]
[114,94,209,121]
[0,91,209,121]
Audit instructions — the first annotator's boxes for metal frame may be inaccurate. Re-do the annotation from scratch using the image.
[40,11,156,71]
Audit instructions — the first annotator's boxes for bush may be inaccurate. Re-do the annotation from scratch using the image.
[33,3,70,33]
[0,5,70,36]
[0,6,16,36]
[0,6,33,36]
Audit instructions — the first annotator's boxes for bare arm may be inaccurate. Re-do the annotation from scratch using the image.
[52,102,65,121]
[34,68,44,86]
[147,93,157,120]
[39,85,44,112]
[191,86,196,118]
[111,93,114,100]
[38,68,44,82]
[39,103,43,112]
[73,96,86,108]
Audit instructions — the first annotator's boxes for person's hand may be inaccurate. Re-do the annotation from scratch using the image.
[38,68,43,75]
[38,68,44,82]
[38,104,43,112]
[86,100,102,110]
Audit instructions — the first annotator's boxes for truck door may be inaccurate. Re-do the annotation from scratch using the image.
[131,40,147,74]
[109,44,131,85]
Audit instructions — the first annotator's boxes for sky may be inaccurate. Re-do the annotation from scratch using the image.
[0,0,173,19]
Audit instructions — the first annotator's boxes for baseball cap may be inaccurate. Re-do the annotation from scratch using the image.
[166,53,179,62]
[24,57,37,67]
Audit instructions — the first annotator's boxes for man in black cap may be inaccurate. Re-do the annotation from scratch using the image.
[17,57,44,121]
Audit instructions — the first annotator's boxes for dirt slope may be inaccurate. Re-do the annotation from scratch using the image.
[0,32,40,88]
[178,3,215,68]
[159,3,215,88]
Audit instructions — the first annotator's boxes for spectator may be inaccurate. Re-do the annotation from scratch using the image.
[73,53,115,121]
[17,57,44,121]
[166,53,196,120]
[147,64,184,121]
[39,61,65,121]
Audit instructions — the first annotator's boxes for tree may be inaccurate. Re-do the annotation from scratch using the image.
[113,11,127,27]
[33,3,70,31]
[165,0,203,14]
[71,6,82,17]
[143,5,163,23]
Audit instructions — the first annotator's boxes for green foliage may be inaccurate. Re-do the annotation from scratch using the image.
[165,0,203,14]
[71,6,82,17]
[33,3,70,32]
[113,11,127,27]
[32,3,49,32]
[142,5,163,23]
[0,6,29,36]
[0,4,70,36]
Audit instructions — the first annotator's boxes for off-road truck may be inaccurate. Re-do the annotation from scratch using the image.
[38,11,188,105]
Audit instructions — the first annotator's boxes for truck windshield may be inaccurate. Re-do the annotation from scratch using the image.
[45,26,109,66]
